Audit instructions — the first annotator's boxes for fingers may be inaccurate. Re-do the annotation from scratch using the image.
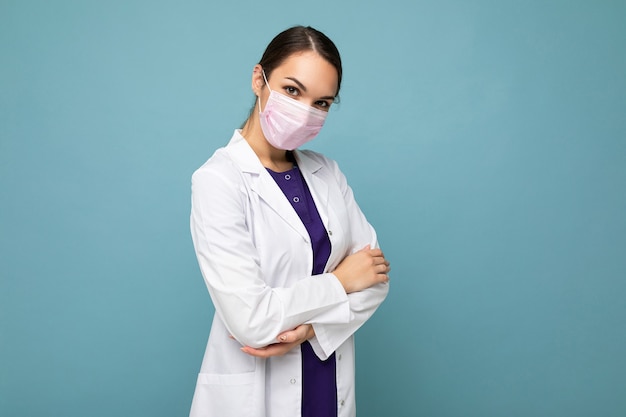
[334,246,391,293]
[277,324,311,344]
[370,251,390,272]
[365,250,391,284]
[277,330,296,343]
[367,249,388,266]
[372,256,387,267]
[240,326,301,357]
[374,257,391,282]
[241,344,291,358]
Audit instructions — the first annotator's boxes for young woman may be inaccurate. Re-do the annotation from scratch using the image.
[189,25,390,417]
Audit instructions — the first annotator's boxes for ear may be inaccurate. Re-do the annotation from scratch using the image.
[251,64,265,97]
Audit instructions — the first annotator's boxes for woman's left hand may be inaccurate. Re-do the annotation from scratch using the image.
[240,324,314,358]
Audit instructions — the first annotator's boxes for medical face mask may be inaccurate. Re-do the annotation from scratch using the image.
[258,71,328,150]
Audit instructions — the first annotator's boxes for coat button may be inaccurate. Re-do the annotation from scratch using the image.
[328,230,333,236]
[340,400,345,407]
[290,378,296,384]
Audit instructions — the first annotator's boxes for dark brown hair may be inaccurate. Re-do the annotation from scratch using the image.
[258,25,343,96]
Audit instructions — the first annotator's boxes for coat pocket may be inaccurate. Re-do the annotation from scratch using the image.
[189,372,257,417]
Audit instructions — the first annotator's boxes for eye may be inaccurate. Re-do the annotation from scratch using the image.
[284,86,299,96]
[315,100,331,110]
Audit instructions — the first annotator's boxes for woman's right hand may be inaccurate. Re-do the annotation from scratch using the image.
[333,245,390,294]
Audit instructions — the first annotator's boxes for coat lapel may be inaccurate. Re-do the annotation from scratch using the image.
[226,132,310,242]
[294,150,330,228]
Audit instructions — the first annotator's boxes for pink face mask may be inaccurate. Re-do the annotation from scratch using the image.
[258,71,328,150]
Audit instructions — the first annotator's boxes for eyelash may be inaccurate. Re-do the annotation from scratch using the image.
[283,86,330,109]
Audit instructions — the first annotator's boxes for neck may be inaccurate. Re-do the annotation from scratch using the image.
[241,115,292,172]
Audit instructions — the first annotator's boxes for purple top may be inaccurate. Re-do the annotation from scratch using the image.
[267,156,337,417]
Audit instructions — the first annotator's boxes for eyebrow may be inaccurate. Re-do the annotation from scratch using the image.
[285,77,336,100]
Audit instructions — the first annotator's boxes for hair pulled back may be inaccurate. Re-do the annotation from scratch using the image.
[258,26,342,96]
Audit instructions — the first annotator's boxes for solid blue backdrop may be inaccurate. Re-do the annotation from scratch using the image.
[1,1,625,416]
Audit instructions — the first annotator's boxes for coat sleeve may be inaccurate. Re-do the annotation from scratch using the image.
[307,157,390,360]
[190,156,351,349]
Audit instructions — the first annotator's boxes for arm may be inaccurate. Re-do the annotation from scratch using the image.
[243,157,391,359]
[190,160,351,349]
[308,159,390,360]
[242,244,390,358]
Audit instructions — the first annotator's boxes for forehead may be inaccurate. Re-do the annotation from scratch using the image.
[272,51,339,96]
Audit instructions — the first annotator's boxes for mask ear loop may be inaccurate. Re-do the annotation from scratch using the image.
[257,69,271,114]
[261,69,270,87]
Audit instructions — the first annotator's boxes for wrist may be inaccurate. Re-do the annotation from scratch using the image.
[332,272,350,294]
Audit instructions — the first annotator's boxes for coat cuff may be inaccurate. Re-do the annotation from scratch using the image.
[308,329,331,361]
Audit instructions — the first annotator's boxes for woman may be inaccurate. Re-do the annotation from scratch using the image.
[189,26,390,417]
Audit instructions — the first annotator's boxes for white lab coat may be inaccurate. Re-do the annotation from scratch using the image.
[189,130,389,417]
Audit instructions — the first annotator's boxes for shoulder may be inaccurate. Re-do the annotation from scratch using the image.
[190,145,249,213]
[192,130,253,185]
[192,146,238,183]
[296,149,341,174]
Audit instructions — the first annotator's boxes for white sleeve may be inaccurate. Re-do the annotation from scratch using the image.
[190,160,351,349]
[307,159,390,360]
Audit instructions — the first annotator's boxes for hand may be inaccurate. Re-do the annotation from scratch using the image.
[240,324,315,358]
[333,245,390,293]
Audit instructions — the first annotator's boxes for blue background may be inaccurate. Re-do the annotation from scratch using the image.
[2,1,625,416]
